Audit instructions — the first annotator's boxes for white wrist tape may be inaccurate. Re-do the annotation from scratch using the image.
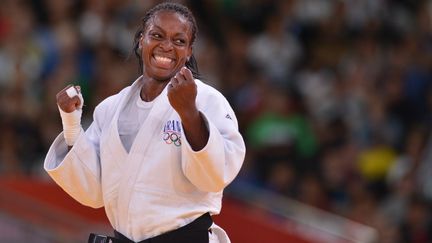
[58,88,84,146]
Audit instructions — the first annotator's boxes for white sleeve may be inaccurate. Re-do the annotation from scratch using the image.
[180,91,246,192]
[44,105,105,208]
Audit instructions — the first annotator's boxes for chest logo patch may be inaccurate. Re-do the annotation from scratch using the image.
[162,120,182,147]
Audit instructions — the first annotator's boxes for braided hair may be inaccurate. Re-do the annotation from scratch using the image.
[132,2,200,79]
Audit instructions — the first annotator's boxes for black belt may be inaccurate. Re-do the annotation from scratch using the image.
[88,213,213,243]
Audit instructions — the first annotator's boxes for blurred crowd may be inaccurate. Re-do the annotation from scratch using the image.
[1,0,432,242]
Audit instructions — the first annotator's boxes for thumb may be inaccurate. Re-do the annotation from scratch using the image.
[76,91,84,110]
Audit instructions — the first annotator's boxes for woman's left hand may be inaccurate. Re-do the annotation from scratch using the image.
[167,67,198,118]
[168,67,208,150]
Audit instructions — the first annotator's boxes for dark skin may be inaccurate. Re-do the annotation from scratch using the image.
[57,11,209,151]
[56,85,82,113]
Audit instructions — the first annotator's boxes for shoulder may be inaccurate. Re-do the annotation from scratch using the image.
[195,79,239,127]
[195,79,235,112]
[195,79,226,102]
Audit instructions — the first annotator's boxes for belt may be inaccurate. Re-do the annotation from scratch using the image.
[88,213,213,243]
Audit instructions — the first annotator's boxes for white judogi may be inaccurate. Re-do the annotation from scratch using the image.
[44,77,246,242]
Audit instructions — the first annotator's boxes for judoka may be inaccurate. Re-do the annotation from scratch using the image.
[44,2,245,243]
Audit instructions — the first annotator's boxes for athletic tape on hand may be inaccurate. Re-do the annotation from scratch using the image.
[66,86,78,98]
[58,106,82,146]
[58,87,84,146]
[66,86,84,109]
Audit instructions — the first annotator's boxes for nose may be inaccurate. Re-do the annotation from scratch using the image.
[159,39,173,51]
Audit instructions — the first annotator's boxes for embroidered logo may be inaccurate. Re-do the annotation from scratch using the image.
[162,120,182,147]
[225,114,232,120]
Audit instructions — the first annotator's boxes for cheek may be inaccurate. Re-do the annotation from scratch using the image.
[142,47,147,58]
[179,49,191,63]
[141,38,153,56]
[179,55,188,64]
[177,57,188,69]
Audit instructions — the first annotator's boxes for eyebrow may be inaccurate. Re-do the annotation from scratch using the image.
[150,24,189,38]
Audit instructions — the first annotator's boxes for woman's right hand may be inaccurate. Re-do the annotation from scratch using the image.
[56,85,84,146]
[56,85,83,113]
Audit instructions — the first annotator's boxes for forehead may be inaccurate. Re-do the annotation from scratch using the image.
[147,10,191,34]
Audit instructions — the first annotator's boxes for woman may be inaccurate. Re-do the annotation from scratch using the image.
[44,2,245,243]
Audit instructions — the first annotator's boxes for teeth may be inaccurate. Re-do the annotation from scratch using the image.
[154,56,172,64]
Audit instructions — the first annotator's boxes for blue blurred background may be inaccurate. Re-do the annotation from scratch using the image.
[1,0,432,242]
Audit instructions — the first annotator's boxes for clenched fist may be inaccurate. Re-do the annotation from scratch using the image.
[167,67,208,151]
[167,67,198,118]
[56,85,83,113]
[56,85,84,146]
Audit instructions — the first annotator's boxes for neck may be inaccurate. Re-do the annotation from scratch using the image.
[140,76,169,102]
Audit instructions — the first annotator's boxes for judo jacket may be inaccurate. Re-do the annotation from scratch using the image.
[44,77,246,242]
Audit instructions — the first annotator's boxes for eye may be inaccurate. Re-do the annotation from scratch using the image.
[150,32,162,39]
[174,39,186,45]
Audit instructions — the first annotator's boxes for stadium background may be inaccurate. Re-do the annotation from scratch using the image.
[1,0,432,242]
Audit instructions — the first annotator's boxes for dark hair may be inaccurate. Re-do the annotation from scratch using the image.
[132,2,200,79]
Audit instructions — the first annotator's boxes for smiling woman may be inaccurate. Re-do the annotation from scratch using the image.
[43,2,245,243]
[133,2,199,81]
[138,10,192,82]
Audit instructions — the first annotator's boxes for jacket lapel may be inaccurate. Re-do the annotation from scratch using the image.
[116,82,174,235]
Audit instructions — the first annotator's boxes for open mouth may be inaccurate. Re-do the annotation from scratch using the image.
[152,55,175,69]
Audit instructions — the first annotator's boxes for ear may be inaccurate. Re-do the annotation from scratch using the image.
[138,33,144,46]
[138,34,144,49]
